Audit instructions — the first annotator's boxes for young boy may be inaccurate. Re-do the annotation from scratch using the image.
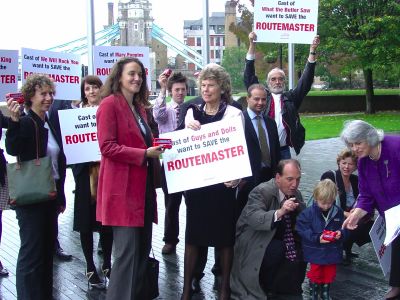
[296,179,346,300]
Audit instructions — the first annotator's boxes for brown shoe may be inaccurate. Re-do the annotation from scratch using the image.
[161,244,176,254]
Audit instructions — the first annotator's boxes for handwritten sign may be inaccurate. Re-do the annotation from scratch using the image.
[93,46,151,88]
[254,0,319,44]
[58,107,101,164]
[160,116,252,193]
[0,50,18,101]
[21,48,81,100]
[370,215,392,277]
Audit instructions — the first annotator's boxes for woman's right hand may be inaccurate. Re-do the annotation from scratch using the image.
[146,145,164,158]
[7,99,21,122]
[342,208,367,230]
[186,120,201,131]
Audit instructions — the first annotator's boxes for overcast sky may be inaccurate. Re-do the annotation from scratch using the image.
[0,0,241,52]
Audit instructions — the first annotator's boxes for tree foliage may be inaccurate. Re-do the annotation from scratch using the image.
[221,45,248,92]
[233,0,400,113]
[318,0,400,113]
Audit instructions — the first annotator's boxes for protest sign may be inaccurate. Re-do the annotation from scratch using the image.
[58,107,101,164]
[253,0,319,44]
[370,215,392,277]
[0,50,18,101]
[21,48,81,100]
[93,46,151,88]
[160,116,252,193]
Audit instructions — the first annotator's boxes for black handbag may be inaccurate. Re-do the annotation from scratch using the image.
[6,117,57,206]
[143,249,159,299]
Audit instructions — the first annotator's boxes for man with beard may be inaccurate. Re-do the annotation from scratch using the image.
[243,32,320,159]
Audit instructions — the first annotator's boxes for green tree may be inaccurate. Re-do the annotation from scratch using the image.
[221,45,248,92]
[318,0,400,113]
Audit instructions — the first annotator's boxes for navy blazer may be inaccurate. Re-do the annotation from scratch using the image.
[243,110,280,188]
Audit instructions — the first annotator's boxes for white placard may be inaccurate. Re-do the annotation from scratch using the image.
[384,204,400,246]
[0,50,18,101]
[370,215,392,277]
[58,107,101,164]
[21,48,81,100]
[160,116,252,193]
[93,46,151,88]
[254,0,319,44]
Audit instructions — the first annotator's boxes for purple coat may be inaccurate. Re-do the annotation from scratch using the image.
[356,135,400,216]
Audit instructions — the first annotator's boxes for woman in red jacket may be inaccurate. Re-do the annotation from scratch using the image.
[96,57,164,300]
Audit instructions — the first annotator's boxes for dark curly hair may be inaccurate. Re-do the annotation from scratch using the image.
[21,74,55,107]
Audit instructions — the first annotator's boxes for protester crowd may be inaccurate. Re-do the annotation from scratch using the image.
[1,31,399,300]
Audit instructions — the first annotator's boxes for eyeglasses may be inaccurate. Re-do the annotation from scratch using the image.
[270,77,285,82]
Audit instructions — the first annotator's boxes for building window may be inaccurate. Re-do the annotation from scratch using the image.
[216,37,220,46]
[216,50,221,59]
[134,23,138,31]
[222,37,225,46]
[196,37,201,46]
[210,37,214,46]
[211,50,214,59]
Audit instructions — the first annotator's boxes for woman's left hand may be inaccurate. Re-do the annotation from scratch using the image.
[224,179,240,188]
[186,120,201,131]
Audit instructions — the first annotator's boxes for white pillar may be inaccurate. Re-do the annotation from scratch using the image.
[202,0,210,66]
[86,0,95,75]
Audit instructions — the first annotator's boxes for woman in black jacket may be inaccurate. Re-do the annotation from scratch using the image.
[320,149,373,265]
[6,74,67,300]
[0,111,10,277]
[71,75,112,289]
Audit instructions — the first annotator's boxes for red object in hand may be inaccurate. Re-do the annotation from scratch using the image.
[162,68,172,78]
[6,92,25,104]
[153,138,173,149]
[322,230,338,242]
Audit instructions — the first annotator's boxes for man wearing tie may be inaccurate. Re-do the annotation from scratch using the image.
[231,159,307,299]
[243,32,320,158]
[237,84,280,213]
[153,71,188,255]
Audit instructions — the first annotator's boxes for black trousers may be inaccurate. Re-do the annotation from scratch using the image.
[15,200,57,300]
[390,234,400,287]
[161,165,183,245]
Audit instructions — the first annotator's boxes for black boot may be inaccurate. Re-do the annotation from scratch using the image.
[309,282,320,300]
[320,283,331,300]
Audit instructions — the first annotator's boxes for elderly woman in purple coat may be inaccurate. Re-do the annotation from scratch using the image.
[341,120,400,300]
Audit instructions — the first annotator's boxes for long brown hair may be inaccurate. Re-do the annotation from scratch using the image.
[100,57,150,107]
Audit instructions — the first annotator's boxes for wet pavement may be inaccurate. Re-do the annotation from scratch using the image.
[0,136,388,299]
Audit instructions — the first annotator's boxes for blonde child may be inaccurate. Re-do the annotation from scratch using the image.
[296,179,346,300]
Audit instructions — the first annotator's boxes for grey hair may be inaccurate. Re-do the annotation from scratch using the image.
[198,63,232,104]
[266,67,286,83]
[340,120,384,148]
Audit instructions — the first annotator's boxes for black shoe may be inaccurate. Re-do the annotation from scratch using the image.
[86,270,106,290]
[191,278,201,293]
[55,248,72,261]
[211,264,221,276]
[342,257,351,266]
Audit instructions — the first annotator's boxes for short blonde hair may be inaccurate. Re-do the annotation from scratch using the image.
[313,179,337,204]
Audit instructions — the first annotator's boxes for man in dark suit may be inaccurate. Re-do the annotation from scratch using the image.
[237,83,281,213]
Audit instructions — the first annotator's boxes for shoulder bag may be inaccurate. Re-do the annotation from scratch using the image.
[7,117,57,206]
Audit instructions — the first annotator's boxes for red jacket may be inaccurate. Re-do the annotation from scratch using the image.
[96,93,157,226]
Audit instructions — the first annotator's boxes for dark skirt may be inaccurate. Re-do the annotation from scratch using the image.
[72,163,101,232]
[185,182,237,247]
